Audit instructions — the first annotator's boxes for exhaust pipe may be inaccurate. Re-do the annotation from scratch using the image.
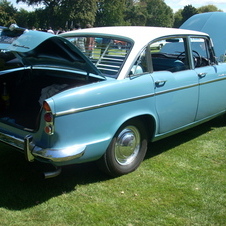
[44,167,62,179]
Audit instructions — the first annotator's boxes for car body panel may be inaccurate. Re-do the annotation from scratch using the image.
[151,69,199,133]
[195,64,226,120]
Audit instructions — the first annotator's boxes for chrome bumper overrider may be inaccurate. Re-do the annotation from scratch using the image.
[0,131,85,163]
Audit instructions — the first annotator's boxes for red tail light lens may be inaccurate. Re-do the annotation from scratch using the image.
[43,101,54,135]
[44,112,52,122]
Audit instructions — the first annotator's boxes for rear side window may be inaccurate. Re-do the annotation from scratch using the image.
[66,36,132,77]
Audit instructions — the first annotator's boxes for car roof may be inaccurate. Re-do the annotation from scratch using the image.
[61,26,208,44]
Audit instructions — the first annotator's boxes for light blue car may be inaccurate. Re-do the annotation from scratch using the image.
[0,12,226,178]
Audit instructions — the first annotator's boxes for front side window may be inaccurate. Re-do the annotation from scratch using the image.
[66,36,132,78]
[150,37,189,72]
[190,37,214,68]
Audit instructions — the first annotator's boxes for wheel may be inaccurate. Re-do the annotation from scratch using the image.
[98,119,148,177]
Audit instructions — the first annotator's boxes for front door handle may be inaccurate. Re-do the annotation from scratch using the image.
[155,80,167,87]
[198,72,207,78]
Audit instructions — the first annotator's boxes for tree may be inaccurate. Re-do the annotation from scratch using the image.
[141,0,174,27]
[62,0,97,28]
[181,5,198,24]
[174,4,222,28]
[124,0,146,26]
[17,0,68,28]
[0,0,17,26]
[16,0,61,7]
[173,9,183,28]
[96,0,128,27]
[198,5,223,13]
[17,0,98,29]
[15,9,39,28]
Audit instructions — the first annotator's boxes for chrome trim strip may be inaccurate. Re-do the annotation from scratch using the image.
[55,76,226,117]
[199,76,226,85]
[55,93,155,116]
[55,83,198,116]
[155,83,198,96]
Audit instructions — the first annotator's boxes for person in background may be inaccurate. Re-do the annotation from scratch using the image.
[56,27,64,34]
[73,24,85,52]
[85,24,95,58]
[47,27,54,34]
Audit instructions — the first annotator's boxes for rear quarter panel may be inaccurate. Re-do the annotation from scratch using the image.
[47,74,157,163]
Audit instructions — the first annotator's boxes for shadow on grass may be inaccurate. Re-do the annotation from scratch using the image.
[0,146,109,210]
[0,116,225,210]
[146,115,226,159]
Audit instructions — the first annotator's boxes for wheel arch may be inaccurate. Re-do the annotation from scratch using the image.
[117,114,156,142]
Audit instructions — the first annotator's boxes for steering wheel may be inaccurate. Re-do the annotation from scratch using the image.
[192,50,202,67]
[177,50,202,67]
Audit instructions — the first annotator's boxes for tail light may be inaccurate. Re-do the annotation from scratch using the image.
[43,101,54,135]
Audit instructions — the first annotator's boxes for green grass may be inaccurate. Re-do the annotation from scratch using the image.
[0,116,225,225]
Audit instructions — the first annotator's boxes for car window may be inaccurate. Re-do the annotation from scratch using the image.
[130,49,148,76]
[190,37,214,68]
[151,37,189,72]
[66,36,132,78]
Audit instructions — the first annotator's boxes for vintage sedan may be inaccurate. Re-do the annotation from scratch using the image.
[0,14,226,178]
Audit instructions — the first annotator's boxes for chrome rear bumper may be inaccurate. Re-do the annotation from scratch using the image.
[0,131,85,163]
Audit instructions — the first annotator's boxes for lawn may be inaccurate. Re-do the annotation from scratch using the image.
[0,116,225,225]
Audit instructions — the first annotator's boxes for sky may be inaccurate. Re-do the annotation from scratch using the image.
[9,0,226,12]
[164,0,226,12]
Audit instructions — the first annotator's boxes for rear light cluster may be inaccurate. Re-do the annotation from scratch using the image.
[43,101,54,135]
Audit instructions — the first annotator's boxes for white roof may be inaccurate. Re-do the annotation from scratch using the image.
[61,26,208,45]
[61,26,208,79]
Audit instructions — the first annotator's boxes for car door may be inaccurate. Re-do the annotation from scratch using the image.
[150,37,199,134]
[191,37,226,120]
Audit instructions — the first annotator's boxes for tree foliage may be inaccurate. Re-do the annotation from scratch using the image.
[173,9,183,28]
[0,0,16,26]
[181,5,198,24]
[0,0,224,30]
[198,4,223,13]
[143,0,174,27]
[96,0,128,26]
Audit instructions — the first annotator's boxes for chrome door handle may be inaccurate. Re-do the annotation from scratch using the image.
[198,72,207,78]
[155,80,167,87]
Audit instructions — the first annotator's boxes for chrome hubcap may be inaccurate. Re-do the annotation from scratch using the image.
[114,126,140,165]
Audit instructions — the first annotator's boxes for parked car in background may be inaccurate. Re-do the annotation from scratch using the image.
[0,24,26,51]
[150,40,166,50]
[113,39,128,49]
[0,13,226,178]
